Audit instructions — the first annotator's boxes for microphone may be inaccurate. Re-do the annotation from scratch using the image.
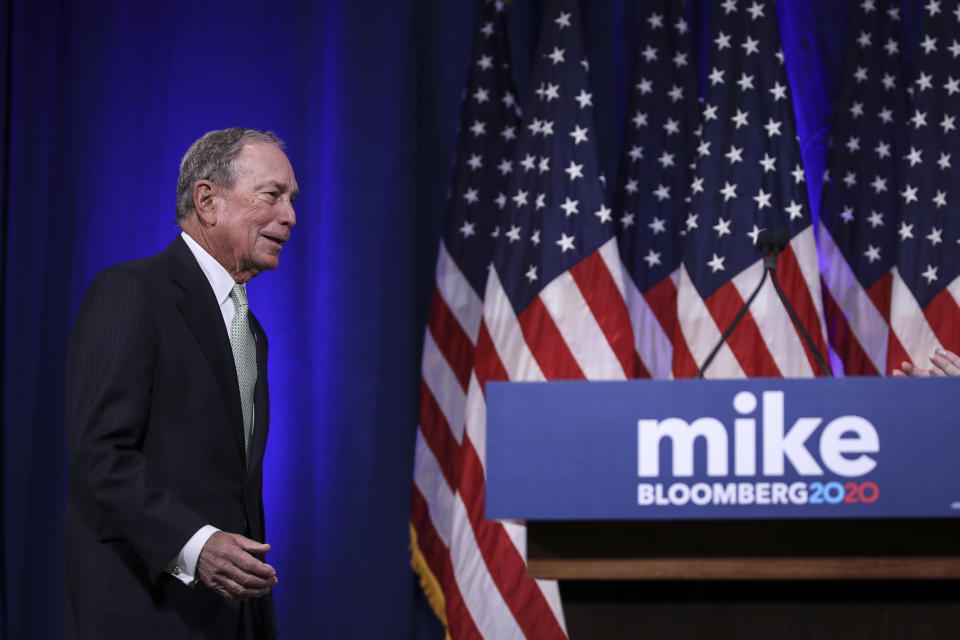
[696,229,832,378]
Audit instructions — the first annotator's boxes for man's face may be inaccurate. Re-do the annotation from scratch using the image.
[211,142,299,281]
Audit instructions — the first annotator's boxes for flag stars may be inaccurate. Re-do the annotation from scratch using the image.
[547,47,565,64]
[709,68,725,85]
[747,225,762,245]
[853,67,869,82]
[538,156,550,174]
[921,264,939,283]
[881,73,896,90]
[916,72,934,92]
[594,205,613,223]
[536,82,560,102]
[668,85,684,102]
[867,210,884,228]
[742,36,760,56]
[747,1,765,19]
[754,189,772,210]
[938,152,952,169]
[792,164,806,184]
[785,200,803,219]
[875,141,891,158]
[764,118,782,137]
[927,227,944,245]
[643,249,662,268]
[530,229,541,246]
[459,221,476,238]
[901,185,918,204]
[663,118,680,135]
[463,187,479,204]
[473,87,490,104]
[726,145,744,164]
[480,21,494,38]
[506,225,521,243]
[525,265,538,282]
[843,171,857,187]
[691,176,705,193]
[707,253,726,272]
[697,140,712,157]
[898,222,914,240]
[950,40,960,58]
[620,212,635,228]
[495,193,507,209]
[920,35,938,54]
[466,154,483,170]
[632,111,649,127]
[685,213,699,231]
[555,11,571,29]
[840,206,854,223]
[736,73,755,91]
[636,78,654,94]
[625,178,639,194]
[556,233,575,253]
[574,89,593,108]
[857,31,872,48]
[648,217,667,234]
[759,153,776,172]
[703,104,718,121]
[863,245,881,263]
[927,0,941,16]
[653,184,671,201]
[675,18,689,35]
[850,102,864,118]
[862,0,876,12]
[884,38,899,56]
[942,115,956,133]
[904,147,923,166]
[722,0,737,14]
[933,190,947,208]
[870,175,888,193]
[470,120,487,136]
[769,81,787,101]
[658,151,675,168]
[720,181,738,201]
[477,55,493,70]
[535,193,546,210]
[565,161,584,181]
[846,136,861,152]
[648,12,664,28]
[628,145,644,161]
[560,197,579,217]
[673,52,688,68]
[641,46,658,62]
[715,31,732,50]
[512,189,528,207]
[731,109,749,129]
[878,107,893,123]
[570,125,589,145]
[520,154,536,171]
[944,77,960,94]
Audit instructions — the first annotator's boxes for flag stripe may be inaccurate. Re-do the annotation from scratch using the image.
[482,268,547,383]
[675,264,745,377]
[422,329,468,442]
[518,295,586,380]
[418,383,462,491]
[925,287,960,354]
[436,241,484,344]
[821,283,880,376]
[890,267,940,368]
[705,280,781,377]
[430,285,477,390]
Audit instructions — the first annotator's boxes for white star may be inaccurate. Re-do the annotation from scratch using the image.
[901,185,918,203]
[759,153,776,172]
[863,1,876,14]
[840,206,854,223]
[555,11,571,28]
[731,109,749,128]
[540,120,555,136]
[648,217,666,234]
[565,161,584,181]
[881,73,897,90]
[556,233,575,253]
[560,197,579,217]
[927,227,944,246]
[520,154,536,171]
[530,229,540,246]
[632,111,648,127]
[473,87,490,103]
[643,249,662,268]
[527,118,543,135]
[500,125,516,141]
[722,0,737,13]
[736,72,755,90]
[675,17,689,34]
[715,32,732,50]
[477,55,493,70]
[466,154,482,170]
[904,147,923,166]
[792,164,806,184]
[641,45,658,62]
[673,52,688,68]
[911,109,927,128]
[628,145,644,161]
[950,40,960,58]
[538,156,550,174]
[535,193,546,210]
[547,47,565,64]
[648,12,664,28]
[742,36,760,56]
[636,77,654,94]
[463,187,479,204]
[459,220,476,237]
[525,265,538,282]
[857,31,872,48]
[747,225,762,245]
[620,212,635,228]
[878,107,893,123]
[863,245,881,263]
[884,38,899,56]
[785,200,803,219]
[624,178,639,194]
[490,226,499,238]
[850,102,864,118]
[663,118,680,135]
[495,193,506,209]
[875,140,891,158]
[898,222,914,240]
[725,145,744,164]
[667,85,684,102]
[720,181,738,201]
[853,66,869,82]
[843,171,857,187]
[685,213,699,230]
[657,151,675,168]
[846,136,861,152]
[916,71,934,91]
[506,225,521,243]
[707,253,726,273]
[764,118,782,137]
[703,103,718,120]
[653,184,671,201]
[754,189,772,210]
[867,210,884,228]
[709,67,725,85]
[470,120,486,136]
[920,35,938,54]
[870,175,887,193]
[769,81,787,101]
[942,115,956,133]
[570,125,589,145]
[888,4,900,19]
[697,140,711,157]
[502,91,517,109]
[594,205,613,223]
[927,0,942,16]
[933,190,947,208]
[922,264,939,283]
[945,77,960,95]
[542,82,560,101]
[938,152,952,169]
[512,189,528,207]
[480,21,494,38]
[574,89,593,108]
[747,1,765,19]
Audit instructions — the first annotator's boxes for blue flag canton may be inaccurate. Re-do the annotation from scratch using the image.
[492,0,611,313]
[615,0,698,294]
[820,0,911,290]
[442,0,521,298]
[895,0,960,308]
[682,0,811,300]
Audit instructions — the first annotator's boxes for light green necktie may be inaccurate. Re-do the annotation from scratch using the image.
[229,283,257,457]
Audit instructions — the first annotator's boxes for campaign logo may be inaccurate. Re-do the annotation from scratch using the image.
[636,391,880,508]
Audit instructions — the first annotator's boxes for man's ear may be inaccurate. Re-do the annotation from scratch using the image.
[193,180,217,225]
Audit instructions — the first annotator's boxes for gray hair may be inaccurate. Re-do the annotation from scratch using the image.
[175,127,285,223]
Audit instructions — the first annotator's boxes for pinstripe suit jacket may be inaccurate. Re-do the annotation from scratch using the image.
[64,235,276,639]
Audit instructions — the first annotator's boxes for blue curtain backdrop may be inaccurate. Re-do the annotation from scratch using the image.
[0,1,917,637]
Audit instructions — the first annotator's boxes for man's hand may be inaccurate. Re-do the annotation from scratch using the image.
[196,531,278,600]
[893,347,960,377]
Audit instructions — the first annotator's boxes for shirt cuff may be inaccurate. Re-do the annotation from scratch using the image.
[166,524,219,585]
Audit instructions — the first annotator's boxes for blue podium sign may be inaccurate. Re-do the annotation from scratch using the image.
[486,378,960,520]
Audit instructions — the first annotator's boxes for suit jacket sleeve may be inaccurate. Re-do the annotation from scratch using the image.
[66,266,207,580]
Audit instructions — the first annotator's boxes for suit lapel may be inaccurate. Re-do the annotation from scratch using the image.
[247,312,270,471]
[166,236,247,462]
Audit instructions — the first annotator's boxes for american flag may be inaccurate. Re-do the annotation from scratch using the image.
[888,0,960,368]
[447,0,638,637]
[409,1,524,637]
[818,0,912,375]
[674,0,830,378]
[614,0,698,379]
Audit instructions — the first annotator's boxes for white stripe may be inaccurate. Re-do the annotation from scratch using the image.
[676,264,745,378]
[790,227,830,347]
[413,429,453,549]
[947,273,960,313]
[817,225,888,373]
[449,492,526,640]
[624,271,673,379]
[597,236,629,299]
[731,258,812,378]
[421,330,467,443]
[890,267,941,368]
[436,241,483,344]
[482,268,546,381]
[536,579,568,636]
[539,271,626,379]
[463,373,488,474]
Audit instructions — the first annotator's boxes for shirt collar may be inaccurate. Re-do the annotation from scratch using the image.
[180,231,238,307]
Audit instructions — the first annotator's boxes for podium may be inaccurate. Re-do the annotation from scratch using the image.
[486,378,960,638]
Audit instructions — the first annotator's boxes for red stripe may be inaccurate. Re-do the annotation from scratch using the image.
[418,381,462,491]
[410,487,482,640]
[705,281,782,377]
[777,246,831,376]
[866,271,892,324]
[885,327,911,376]
[428,287,475,391]
[518,295,585,380]
[457,437,568,639]
[820,280,879,376]
[643,275,699,378]
[924,288,960,355]
[472,320,510,395]
[569,251,639,377]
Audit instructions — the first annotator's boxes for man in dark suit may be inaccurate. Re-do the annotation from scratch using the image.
[65,127,298,639]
